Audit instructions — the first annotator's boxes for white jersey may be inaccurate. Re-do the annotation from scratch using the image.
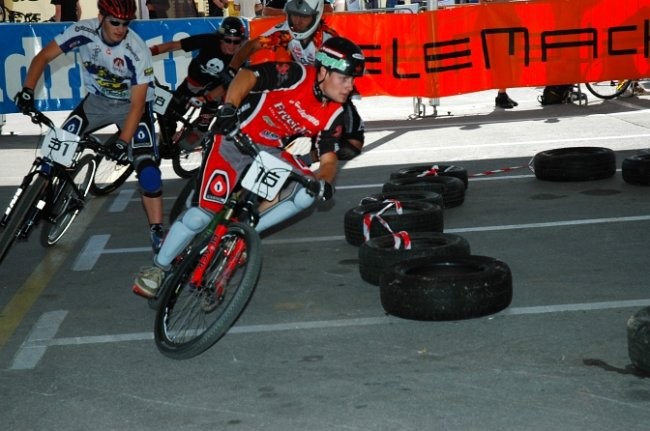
[54,18,155,101]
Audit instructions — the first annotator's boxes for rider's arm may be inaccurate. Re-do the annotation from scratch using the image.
[22,40,63,90]
[119,83,148,142]
[228,37,263,71]
[223,68,258,107]
[150,40,182,56]
[316,151,337,183]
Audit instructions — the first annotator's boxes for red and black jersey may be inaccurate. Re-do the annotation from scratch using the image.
[238,61,345,157]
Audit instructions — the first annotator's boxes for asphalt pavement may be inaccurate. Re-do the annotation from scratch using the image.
[1,86,650,430]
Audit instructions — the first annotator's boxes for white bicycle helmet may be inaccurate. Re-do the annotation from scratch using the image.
[284,0,324,41]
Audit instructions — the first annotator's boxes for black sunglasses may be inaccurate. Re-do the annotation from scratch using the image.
[222,38,242,45]
[108,18,131,27]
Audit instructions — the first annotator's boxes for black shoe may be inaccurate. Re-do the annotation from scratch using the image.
[495,93,518,109]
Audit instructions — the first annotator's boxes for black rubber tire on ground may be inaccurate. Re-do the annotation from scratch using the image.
[622,153,650,186]
[379,255,512,321]
[358,232,471,285]
[382,175,465,208]
[627,306,650,374]
[344,200,444,247]
[358,190,444,209]
[532,147,616,182]
[389,164,469,189]
[0,175,48,264]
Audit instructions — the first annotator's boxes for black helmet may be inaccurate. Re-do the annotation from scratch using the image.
[218,17,248,40]
[97,0,137,20]
[315,37,365,77]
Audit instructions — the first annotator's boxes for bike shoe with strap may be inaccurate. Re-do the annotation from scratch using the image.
[132,265,164,299]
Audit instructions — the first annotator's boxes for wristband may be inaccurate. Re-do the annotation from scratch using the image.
[150,45,160,56]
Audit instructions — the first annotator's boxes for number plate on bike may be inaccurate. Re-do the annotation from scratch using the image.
[40,128,80,167]
[241,151,292,201]
[153,85,173,115]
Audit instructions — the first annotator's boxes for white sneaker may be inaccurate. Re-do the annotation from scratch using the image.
[132,266,164,299]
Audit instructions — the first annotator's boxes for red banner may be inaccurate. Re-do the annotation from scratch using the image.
[250,0,650,97]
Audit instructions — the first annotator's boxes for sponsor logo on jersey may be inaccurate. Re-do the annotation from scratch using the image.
[203,169,230,204]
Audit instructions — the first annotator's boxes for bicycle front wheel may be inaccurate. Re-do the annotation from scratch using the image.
[585,80,631,99]
[40,154,96,247]
[154,222,262,359]
[0,175,48,264]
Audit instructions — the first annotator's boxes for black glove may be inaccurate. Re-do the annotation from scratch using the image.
[214,103,240,136]
[107,138,129,163]
[218,67,237,88]
[309,179,334,201]
[14,87,35,114]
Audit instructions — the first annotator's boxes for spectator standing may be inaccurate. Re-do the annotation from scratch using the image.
[233,0,262,18]
[481,0,518,108]
[51,0,81,21]
[208,0,226,16]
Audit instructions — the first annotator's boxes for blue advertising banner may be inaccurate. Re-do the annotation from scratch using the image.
[0,18,231,114]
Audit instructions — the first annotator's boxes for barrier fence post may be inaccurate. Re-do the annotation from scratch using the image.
[412,0,440,118]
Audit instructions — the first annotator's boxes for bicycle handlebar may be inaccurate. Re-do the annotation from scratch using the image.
[24,109,124,160]
[229,130,321,196]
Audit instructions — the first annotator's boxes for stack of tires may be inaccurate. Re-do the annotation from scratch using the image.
[345,163,513,321]
[531,146,650,186]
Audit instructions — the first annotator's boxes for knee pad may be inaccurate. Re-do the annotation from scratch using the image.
[181,207,213,232]
[256,185,315,233]
[155,207,213,269]
[136,158,162,197]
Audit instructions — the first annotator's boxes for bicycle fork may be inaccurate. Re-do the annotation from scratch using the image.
[189,223,246,300]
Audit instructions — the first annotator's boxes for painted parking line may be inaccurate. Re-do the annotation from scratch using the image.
[10,298,650,370]
[0,197,105,350]
[72,213,650,268]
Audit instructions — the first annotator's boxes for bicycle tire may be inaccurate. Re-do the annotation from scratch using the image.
[40,155,96,247]
[172,148,202,179]
[585,80,631,100]
[89,154,133,196]
[154,222,263,359]
[0,175,48,264]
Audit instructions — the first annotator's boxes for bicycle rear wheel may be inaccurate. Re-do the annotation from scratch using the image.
[40,155,96,247]
[585,80,631,99]
[90,154,133,196]
[154,222,262,359]
[172,148,202,179]
[0,175,48,264]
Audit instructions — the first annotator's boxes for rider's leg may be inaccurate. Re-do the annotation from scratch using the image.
[154,206,213,270]
[255,182,316,234]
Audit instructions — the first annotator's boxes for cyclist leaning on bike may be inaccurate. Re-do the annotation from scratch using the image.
[14,0,166,252]
[228,0,365,161]
[132,36,366,298]
[149,16,248,155]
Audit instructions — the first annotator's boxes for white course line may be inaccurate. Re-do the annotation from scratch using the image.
[10,298,650,370]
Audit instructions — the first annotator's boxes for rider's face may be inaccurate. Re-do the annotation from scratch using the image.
[220,36,243,55]
[318,68,354,104]
[100,14,130,44]
[289,14,313,33]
